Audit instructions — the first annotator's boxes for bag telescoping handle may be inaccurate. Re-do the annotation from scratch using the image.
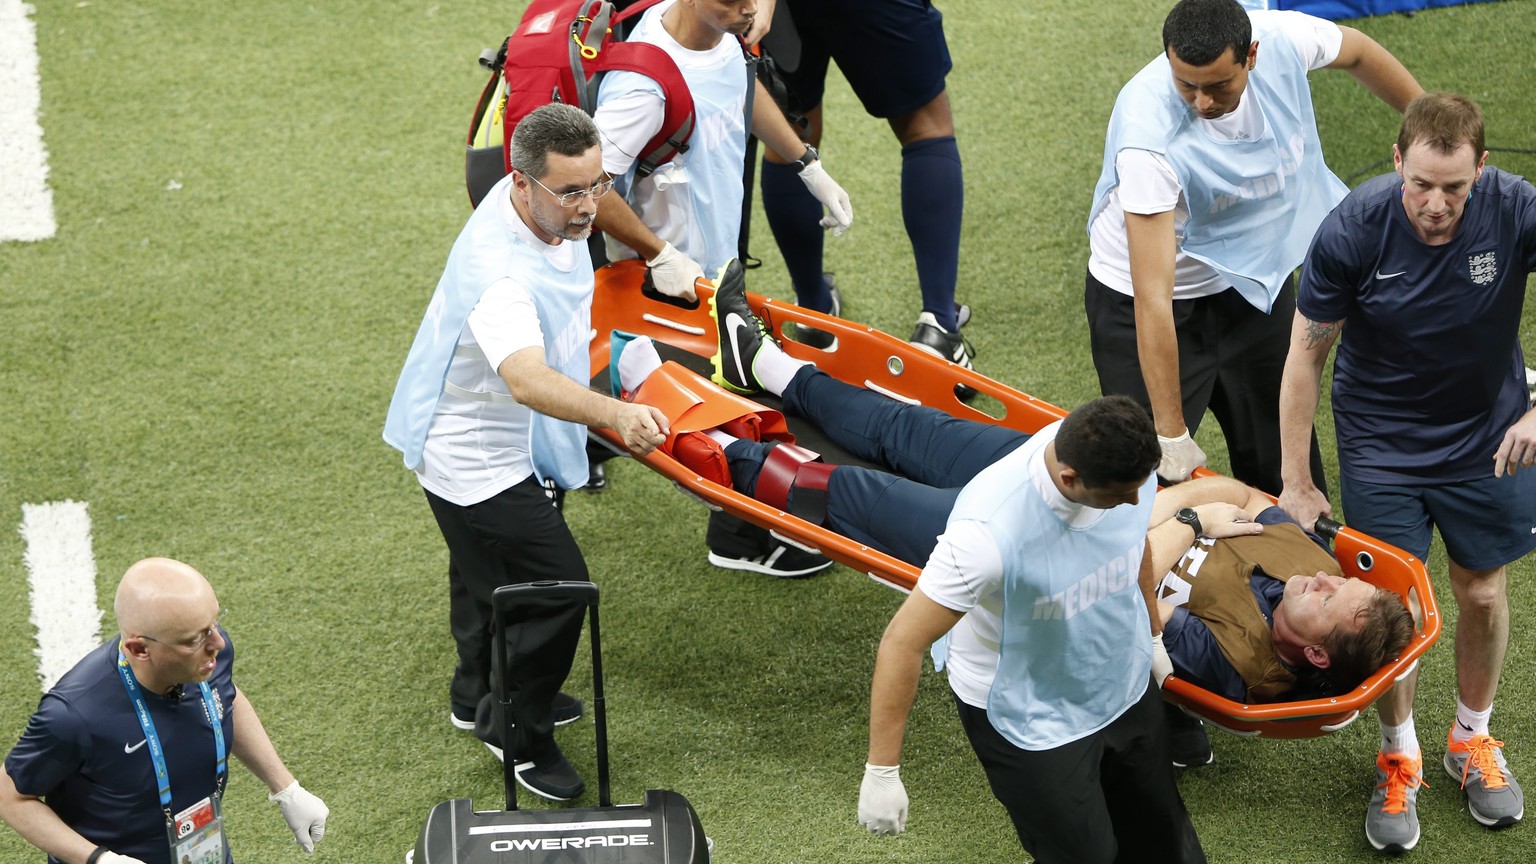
[491,580,610,810]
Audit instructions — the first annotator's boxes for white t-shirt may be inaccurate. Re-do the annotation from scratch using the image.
[1087,11,1343,298]
[593,0,746,265]
[415,192,584,506]
[918,446,1110,709]
[594,0,742,176]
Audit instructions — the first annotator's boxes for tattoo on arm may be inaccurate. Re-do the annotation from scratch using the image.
[1302,318,1342,351]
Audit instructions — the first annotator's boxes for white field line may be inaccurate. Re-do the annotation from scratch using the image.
[0,0,57,242]
[19,501,101,690]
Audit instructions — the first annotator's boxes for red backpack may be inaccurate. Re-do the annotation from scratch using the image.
[465,0,694,207]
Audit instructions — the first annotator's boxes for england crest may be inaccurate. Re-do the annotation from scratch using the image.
[1469,251,1497,285]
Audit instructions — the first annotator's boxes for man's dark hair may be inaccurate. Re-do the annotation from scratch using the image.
[1318,588,1416,694]
[1054,395,1161,488]
[1162,0,1251,67]
[510,103,601,180]
[1397,91,1485,163]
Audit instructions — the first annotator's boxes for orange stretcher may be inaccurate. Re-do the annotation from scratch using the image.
[586,259,1441,739]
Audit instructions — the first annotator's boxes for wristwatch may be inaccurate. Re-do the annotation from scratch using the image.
[792,144,819,173]
[1175,507,1203,537]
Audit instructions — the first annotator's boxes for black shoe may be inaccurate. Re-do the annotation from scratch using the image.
[707,541,834,578]
[552,691,584,727]
[955,302,971,329]
[452,691,583,733]
[909,312,978,402]
[582,460,608,493]
[794,274,841,350]
[1165,703,1214,769]
[515,741,586,801]
[709,259,769,394]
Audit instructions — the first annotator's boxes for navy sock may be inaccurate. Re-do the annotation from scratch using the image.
[900,136,963,330]
[760,158,831,312]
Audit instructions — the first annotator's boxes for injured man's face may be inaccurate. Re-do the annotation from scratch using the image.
[1270,572,1378,663]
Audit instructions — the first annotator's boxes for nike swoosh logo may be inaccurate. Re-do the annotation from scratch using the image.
[1375,269,1407,279]
[124,739,148,754]
[725,312,752,385]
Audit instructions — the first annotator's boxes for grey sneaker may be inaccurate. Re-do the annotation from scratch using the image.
[1444,732,1524,827]
[1366,751,1424,853]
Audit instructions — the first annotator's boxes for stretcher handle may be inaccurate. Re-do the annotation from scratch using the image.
[1314,515,1343,540]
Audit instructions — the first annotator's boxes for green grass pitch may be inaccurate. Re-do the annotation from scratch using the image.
[2,0,1535,861]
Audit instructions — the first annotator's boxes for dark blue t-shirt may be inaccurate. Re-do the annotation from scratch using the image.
[4,635,236,864]
[1299,167,1536,484]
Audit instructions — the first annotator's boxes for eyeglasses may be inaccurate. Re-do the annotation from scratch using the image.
[521,170,614,207]
[141,611,225,653]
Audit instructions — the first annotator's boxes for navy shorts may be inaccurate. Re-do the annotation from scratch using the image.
[1340,469,1536,570]
[765,0,952,118]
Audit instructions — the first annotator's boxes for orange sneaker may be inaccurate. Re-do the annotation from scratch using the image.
[1444,732,1524,827]
[1365,751,1425,852]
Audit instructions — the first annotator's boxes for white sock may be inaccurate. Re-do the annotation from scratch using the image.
[617,336,663,393]
[753,339,810,396]
[1380,716,1421,759]
[1452,699,1492,741]
[706,429,737,448]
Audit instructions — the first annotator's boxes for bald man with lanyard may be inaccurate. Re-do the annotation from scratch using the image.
[0,558,327,864]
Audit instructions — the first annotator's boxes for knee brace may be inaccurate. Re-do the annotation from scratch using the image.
[755,441,836,525]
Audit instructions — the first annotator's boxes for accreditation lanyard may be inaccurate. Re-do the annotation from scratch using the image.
[115,652,227,832]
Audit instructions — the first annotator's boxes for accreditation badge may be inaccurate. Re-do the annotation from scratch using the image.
[168,795,226,864]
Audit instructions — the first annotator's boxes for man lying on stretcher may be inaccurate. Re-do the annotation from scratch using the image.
[614,261,1414,703]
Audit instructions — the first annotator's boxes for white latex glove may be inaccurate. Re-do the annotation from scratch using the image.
[1156,429,1207,482]
[100,853,150,864]
[798,162,854,236]
[270,780,329,852]
[644,242,703,301]
[857,762,909,835]
[1151,632,1174,687]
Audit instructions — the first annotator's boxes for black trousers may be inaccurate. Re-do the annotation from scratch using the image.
[955,680,1206,864]
[425,477,589,752]
[1084,271,1327,497]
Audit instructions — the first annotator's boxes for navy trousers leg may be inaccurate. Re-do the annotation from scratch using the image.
[728,368,1028,564]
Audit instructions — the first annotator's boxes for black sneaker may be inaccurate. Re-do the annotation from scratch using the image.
[452,691,583,732]
[707,541,834,578]
[515,741,586,801]
[709,259,770,394]
[909,311,978,401]
[582,459,608,493]
[955,302,971,329]
[794,274,841,350]
[1164,703,1214,769]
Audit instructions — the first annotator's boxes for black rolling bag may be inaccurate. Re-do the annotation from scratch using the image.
[413,580,710,863]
